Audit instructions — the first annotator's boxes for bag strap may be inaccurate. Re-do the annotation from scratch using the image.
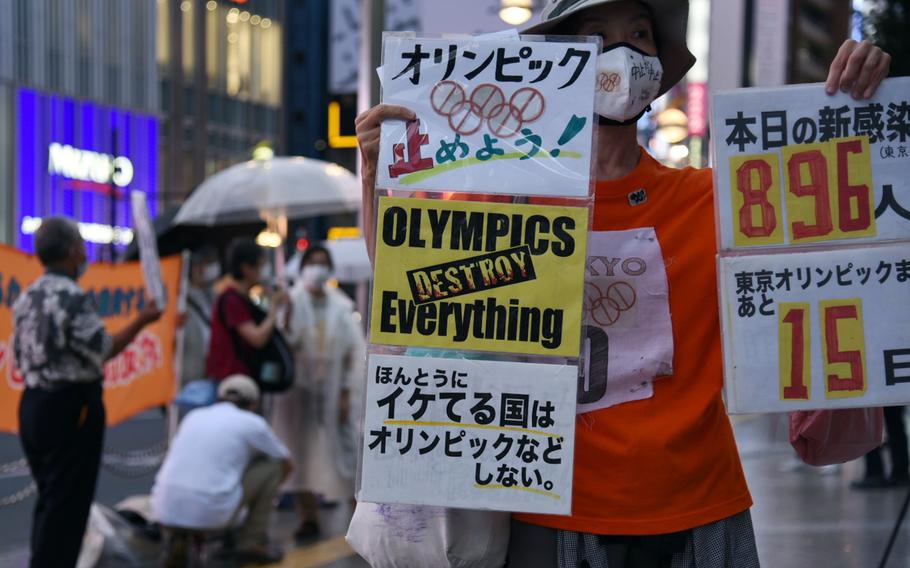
[187,295,211,330]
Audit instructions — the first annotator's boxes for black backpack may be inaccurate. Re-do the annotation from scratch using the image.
[216,291,295,392]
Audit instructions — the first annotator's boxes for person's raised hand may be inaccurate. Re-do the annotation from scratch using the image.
[271,289,290,312]
[355,104,416,262]
[138,302,163,326]
[825,39,891,100]
[354,104,416,175]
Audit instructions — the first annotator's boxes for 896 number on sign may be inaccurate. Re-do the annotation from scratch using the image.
[730,136,877,247]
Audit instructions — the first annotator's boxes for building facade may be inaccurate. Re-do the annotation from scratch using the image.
[0,0,285,259]
[0,0,158,260]
[157,0,285,205]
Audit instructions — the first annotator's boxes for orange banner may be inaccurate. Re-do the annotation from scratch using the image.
[0,244,183,433]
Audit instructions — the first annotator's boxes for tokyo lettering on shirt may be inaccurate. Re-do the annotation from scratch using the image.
[579,228,674,413]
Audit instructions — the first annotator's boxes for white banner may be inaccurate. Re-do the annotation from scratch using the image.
[130,191,166,310]
[720,243,910,413]
[359,354,576,514]
[712,77,910,251]
[377,34,598,197]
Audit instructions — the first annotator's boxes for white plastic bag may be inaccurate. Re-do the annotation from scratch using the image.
[346,502,510,568]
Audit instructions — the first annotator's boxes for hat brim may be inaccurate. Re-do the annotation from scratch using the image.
[522,0,695,96]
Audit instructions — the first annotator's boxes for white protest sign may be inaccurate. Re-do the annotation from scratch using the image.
[130,191,166,310]
[578,229,673,413]
[720,243,910,413]
[377,34,598,197]
[359,354,576,515]
[712,77,910,251]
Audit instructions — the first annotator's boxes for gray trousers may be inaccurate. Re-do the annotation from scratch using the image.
[506,510,759,568]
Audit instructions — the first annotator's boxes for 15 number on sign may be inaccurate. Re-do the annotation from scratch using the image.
[778,298,868,401]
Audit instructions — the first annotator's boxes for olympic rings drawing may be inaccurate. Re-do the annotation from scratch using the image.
[430,81,546,138]
[584,281,637,327]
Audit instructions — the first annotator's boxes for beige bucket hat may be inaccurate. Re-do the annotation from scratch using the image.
[523,0,695,96]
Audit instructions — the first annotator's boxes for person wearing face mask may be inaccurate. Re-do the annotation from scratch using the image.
[206,238,288,383]
[270,244,365,540]
[180,245,220,387]
[13,217,162,568]
[353,1,892,566]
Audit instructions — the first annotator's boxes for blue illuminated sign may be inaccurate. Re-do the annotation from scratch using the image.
[16,88,159,260]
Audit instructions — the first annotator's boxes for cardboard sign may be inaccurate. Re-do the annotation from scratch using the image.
[359,354,576,514]
[720,243,910,413]
[0,245,182,432]
[368,197,588,357]
[130,191,167,309]
[377,35,598,197]
[712,77,910,251]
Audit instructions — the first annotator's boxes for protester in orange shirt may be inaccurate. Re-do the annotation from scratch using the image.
[354,1,891,566]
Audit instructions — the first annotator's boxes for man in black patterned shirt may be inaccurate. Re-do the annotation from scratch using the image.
[13,217,161,568]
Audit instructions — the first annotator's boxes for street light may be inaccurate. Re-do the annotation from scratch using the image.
[499,0,533,26]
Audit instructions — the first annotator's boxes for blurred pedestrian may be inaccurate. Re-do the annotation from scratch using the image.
[205,239,288,382]
[852,406,909,489]
[152,375,292,564]
[271,245,365,540]
[14,216,161,568]
[181,245,219,386]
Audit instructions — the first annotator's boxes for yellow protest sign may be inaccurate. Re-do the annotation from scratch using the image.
[369,197,588,357]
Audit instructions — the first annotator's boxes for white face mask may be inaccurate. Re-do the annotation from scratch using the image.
[202,263,220,285]
[301,264,332,290]
[594,43,663,125]
[75,260,88,280]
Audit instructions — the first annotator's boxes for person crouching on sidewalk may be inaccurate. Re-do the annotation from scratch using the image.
[151,375,293,564]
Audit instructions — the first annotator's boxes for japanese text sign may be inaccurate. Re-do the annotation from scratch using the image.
[377,34,598,197]
[719,243,910,413]
[712,77,910,251]
[368,197,588,357]
[359,354,576,514]
[0,245,182,432]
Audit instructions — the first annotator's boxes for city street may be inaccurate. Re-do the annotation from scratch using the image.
[0,1,908,567]
[1,411,909,567]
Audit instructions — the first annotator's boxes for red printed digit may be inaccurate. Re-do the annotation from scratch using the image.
[835,139,872,233]
[736,159,777,238]
[788,149,833,239]
[823,304,865,392]
[781,306,809,400]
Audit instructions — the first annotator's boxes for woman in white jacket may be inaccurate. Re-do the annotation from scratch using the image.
[271,244,365,539]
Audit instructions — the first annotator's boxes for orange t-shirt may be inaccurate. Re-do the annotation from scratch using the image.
[516,149,752,535]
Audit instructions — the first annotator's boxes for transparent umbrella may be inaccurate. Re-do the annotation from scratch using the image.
[172,156,361,226]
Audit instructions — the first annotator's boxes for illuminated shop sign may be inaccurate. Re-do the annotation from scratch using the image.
[16,88,158,259]
[47,143,135,188]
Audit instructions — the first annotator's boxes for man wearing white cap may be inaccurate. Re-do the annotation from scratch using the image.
[354,1,891,566]
[151,375,292,564]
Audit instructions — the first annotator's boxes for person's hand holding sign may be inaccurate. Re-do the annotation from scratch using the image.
[108,301,163,361]
[138,302,164,326]
[825,39,891,100]
[355,104,415,262]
